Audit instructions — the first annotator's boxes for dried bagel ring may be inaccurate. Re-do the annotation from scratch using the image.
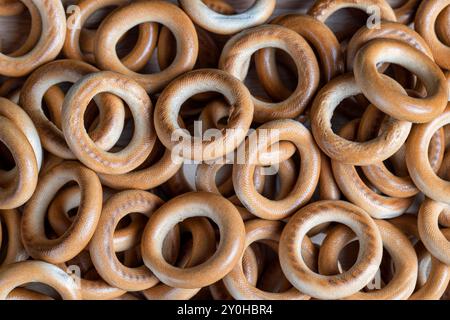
[154,69,253,162]
[0,97,42,170]
[390,215,450,300]
[89,190,165,292]
[311,74,411,165]
[358,104,445,198]
[418,199,450,265]
[20,60,125,159]
[0,0,66,77]
[0,261,81,300]
[46,186,146,253]
[331,120,414,219]
[223,219,310,300]
[318,220,418,299]
[406,104,450,204]
[220,24,320,122]
[63,0,158,70]
[308,0,397,38]
[0,209,28,266]
[354,39,448,123]
[415,0,450,70]
[279,200,383,300]
[233,119,321,220]
[142,217,216,300]
[21,161,102,264]
[141,192,245,289]
[0,116,38,209]
[62,71,155,175]
[255,14,343,101]
[8,0,42,57]
[346,21,434,72]
[95,0,198,93]
[179,0,275,35]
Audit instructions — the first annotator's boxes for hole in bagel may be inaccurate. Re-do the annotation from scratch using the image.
[321,8,370,42]
[0,4,32,55]
[201,0,256,14]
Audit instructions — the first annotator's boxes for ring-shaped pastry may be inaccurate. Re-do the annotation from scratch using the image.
[415,0,450,70]
[331,120,414,219]
[20,60,125,159]
[354,39,448,123]
[255,14,343,100]
[179,0,275,35]
[223,219,310,300]
[141,192,245,289]
[94,0,198,93]
[63,0,158,70]
[0,116,38,209]
[62,71,155,175]
[233,119,321,220]
[418,199,450,265]
[0,261,81,300]
[154,69,253,162]
[0,0,66,77]
[89,190,165,291]
[390,215,450,300]
[318,220,418,299]
[21,161,102,264]
[220,25,320,123]
[279,200,383,300]
[358,104,445,198]
[311,73,411,165]
[406,104,450,204]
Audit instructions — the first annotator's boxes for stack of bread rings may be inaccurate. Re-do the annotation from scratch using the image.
[0,0,449,301]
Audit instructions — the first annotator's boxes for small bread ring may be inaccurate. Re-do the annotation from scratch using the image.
[415,0,450,70]
[154,69,253,162]
[331,120,414,219]
[89,190,165,291]
[62,71,155,175]
[358,104,445,198]
[0,0,66,77]
[179,0,275,35]
[346,21,434,72]
[63,0,158,70]
[223,219,310,300]
[142,217,216,300]
[20,60,125,159]
[255,14,343,100]
[308,0,397,35]
[311,73,411,165]
[354,39,448,123]
[220,24,320,122]
[141,192,245,289]
[318,220,418,299]
[233,119,321,220]
[46,186,146,253]
[0,209,28,266]
[21,161,102,264]
[0,261,81,300]
[279,200,383,300]
[0,116,38,209]
[95,0,198,93]
[406,104,450,204]
[418,199,450,265]
[390,215,450,300]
